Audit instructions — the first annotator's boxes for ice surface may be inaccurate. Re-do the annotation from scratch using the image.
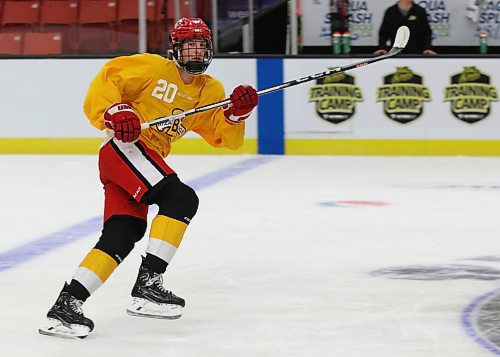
[1,154,500,356]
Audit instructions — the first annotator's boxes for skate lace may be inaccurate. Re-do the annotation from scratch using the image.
[69,297,84,315]
[149,274,173,297]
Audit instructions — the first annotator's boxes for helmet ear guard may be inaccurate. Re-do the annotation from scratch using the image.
[170,18,213,75]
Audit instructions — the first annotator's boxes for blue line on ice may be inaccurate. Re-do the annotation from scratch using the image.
[0,156,275,272]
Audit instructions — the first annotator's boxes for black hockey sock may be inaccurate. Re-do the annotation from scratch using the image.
[142,253,168,274]
[65,279,91,302]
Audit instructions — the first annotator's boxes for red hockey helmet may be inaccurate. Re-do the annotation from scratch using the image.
[170,18,213,75]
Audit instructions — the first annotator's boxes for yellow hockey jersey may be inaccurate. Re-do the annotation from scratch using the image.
[83,53,245,158]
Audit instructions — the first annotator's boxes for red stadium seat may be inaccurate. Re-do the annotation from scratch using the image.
[164,0,193,19]
[40,1,78,24]
[0,33,23,55]
[1,1,41,33]
[40,0,78,53]
[154,17,173,52]
[156,0,194,52]
[118,0,157,22]
[78,0,118,54]
[23,32,63,54]
[116,0,159,53]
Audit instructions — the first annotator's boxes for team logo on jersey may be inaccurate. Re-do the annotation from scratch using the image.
[444,66,498,124]
[376,67,431,124]
[155,108,186,137]
[308,68,363,124]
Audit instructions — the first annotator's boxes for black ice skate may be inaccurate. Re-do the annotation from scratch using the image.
[126,260,185,319]
[39,283,94,339]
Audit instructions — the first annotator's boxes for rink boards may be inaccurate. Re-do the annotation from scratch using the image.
[0,57,498,155]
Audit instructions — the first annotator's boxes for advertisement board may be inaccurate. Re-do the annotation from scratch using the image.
[302,0,500,47]
[284,58,499,139]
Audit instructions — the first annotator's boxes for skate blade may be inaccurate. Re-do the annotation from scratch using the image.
[126,297,182,320]
[38,318,90,339]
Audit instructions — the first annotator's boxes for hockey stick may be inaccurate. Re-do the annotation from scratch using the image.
[141,25,410,130]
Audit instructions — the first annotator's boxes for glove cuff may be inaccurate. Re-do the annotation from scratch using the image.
[105,102,135,117]
[223,105,251,125]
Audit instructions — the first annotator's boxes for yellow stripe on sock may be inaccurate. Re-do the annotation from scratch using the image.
[79,249,118,283]
[149,215,188,248]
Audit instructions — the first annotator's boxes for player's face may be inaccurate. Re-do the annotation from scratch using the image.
[181,39,207,63]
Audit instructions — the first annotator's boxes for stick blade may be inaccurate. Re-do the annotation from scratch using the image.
[394,26,410,49]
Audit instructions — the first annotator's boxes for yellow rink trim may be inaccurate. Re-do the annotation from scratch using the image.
[2,138,500,156]
[171,138,257,155]
[150,215,187,248]
[79,249,118,283]
[0,138,102,154]
[0,138,257,155]
[286,139,500,156]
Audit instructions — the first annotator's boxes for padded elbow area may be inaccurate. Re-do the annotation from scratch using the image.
[152,180,199,224]
[95,215,147,264]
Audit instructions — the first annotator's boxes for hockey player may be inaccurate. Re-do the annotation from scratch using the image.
[39,17,258,339]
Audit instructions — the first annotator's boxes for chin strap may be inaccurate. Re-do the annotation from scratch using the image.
[172,54,206,75]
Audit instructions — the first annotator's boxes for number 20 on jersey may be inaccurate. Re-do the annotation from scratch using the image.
[151,79,178,103]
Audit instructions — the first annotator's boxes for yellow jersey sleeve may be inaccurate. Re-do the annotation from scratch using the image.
[83,55,155,131]
[190,77,246,150]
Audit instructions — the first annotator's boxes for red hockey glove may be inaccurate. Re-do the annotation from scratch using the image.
[104,103,141,143]
[223,85,258,125]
